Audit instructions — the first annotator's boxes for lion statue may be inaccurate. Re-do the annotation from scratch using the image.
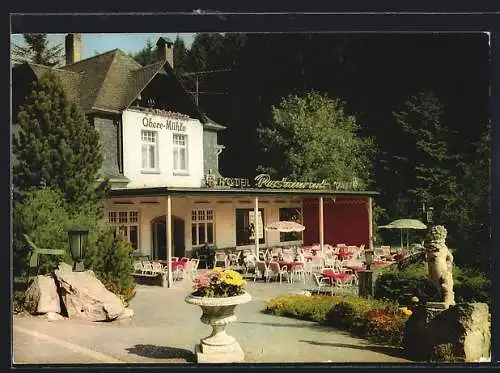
[425,225,455,307]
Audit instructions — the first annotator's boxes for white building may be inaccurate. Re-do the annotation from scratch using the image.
[13,35,377,280]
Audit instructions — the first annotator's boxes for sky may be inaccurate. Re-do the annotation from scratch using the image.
[10,33,196,59]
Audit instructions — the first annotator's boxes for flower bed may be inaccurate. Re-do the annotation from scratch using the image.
[264,294,411,347]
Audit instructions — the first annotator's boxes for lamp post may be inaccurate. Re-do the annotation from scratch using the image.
[67,227,89,271]
[359,248,374,298]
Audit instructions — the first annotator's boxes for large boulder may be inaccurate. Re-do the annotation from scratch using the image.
[403,302,491,362]
[54,263,125,321]
[24,275,61,315]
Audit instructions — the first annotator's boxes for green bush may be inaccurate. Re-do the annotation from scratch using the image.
[374,263,491,307]
[85,228,136,302]
[374,269,437,306]
[13,187,102,277]
[265,294,408,346]
[264,295,340,322]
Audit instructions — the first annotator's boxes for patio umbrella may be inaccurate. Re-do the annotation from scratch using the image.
[378,219,427,250]
[265,221,305,233]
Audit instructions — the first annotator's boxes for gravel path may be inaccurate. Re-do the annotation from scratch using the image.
[13,278,412,364]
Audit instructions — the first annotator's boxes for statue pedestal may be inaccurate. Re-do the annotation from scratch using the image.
[358,270,373,298]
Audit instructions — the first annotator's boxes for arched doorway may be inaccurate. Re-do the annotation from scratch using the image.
[151,215,185,260]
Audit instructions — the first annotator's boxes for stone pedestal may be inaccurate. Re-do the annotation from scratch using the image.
[403,302,490,362]
[185,292,251,363]
[358,270,373,298]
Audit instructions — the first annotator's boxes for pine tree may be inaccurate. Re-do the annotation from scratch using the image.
[12,71,109,212]
[11,34,63,67]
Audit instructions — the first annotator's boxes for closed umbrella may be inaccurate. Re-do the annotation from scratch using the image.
[378,219,427,250]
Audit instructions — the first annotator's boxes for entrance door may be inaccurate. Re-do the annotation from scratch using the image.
[152,216,185,260]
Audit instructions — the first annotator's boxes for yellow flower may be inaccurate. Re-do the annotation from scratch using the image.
[411,296,419,303]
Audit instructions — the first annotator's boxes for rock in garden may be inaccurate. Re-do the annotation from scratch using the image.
[116,308,134,320]
[46,312,64,321]
[24,275,61,315]
[54,262,125,322]
[403,302,491,362]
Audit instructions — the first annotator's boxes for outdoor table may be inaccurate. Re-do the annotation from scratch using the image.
[337,250,351,260]
[157,260,185,270]
[266,260,304,271]
[321,269,353,284]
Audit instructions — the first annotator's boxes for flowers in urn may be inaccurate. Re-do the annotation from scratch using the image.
[192,268,246,298]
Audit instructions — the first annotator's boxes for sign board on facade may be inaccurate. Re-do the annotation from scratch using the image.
[142,116,187,132]
[203,173,360,191]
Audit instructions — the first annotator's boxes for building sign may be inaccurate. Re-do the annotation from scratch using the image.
[142,116,187,132]
[203,173,361,191]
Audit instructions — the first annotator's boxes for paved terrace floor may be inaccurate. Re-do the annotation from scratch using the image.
[13,275,412,365]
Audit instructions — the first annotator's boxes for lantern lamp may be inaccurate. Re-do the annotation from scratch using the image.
[67,227,89,271]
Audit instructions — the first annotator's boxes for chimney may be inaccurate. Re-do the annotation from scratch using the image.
[156,37,174,68]
[65,34,82,65]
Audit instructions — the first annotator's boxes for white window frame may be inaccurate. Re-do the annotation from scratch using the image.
[173,133,189,175]
[108,210,140,251]
[141,130,159,173]
[191,209,215,247]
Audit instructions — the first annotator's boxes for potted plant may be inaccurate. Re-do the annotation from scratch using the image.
[185,268,251,363]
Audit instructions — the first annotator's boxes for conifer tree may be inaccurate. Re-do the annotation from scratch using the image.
[12,71,109,212]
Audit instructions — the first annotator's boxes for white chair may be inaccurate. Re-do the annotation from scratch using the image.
[255,261,271,282]
[188,258,199,279]
[151,262,164,274]
[290,262,306,284]
[142,262,154,275]
[133,261,143,274]
[312,274,334,295]
[214,252,229,268]
[268,261,289,283]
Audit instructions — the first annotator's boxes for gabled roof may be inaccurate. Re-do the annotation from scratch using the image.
[16,46,226,130]
[26,63,82,104]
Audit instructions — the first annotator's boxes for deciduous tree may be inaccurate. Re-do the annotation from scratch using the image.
[257,91,376,189]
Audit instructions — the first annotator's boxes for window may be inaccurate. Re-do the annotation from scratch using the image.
[173,134,188,173]
[192,209,214,246]
[236,208,265,246]
[108,211,139,250]
[141,130,158,171]
[279,207,302,242]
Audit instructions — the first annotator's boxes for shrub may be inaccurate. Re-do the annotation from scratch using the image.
[13,187,102,277]
[374,263,492,307]
[265,294,407,346]
[85,228,136,302]
[264,295,341,322]
[364,306,410,346]
[374,269,437,306]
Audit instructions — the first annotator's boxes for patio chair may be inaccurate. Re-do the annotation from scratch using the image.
[255,260,271,282]
[171,257,179,261]
[303,261,314,277]
[133,261,144,274]
[151,262,164,274]
[142,262,154,275]
[311,274,334,295]
[268,261,289,283]
[198,254,209,269]
[290,262,306,284]
[214,252,229,268]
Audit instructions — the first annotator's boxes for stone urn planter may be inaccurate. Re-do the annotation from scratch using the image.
[185,292,251,363]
